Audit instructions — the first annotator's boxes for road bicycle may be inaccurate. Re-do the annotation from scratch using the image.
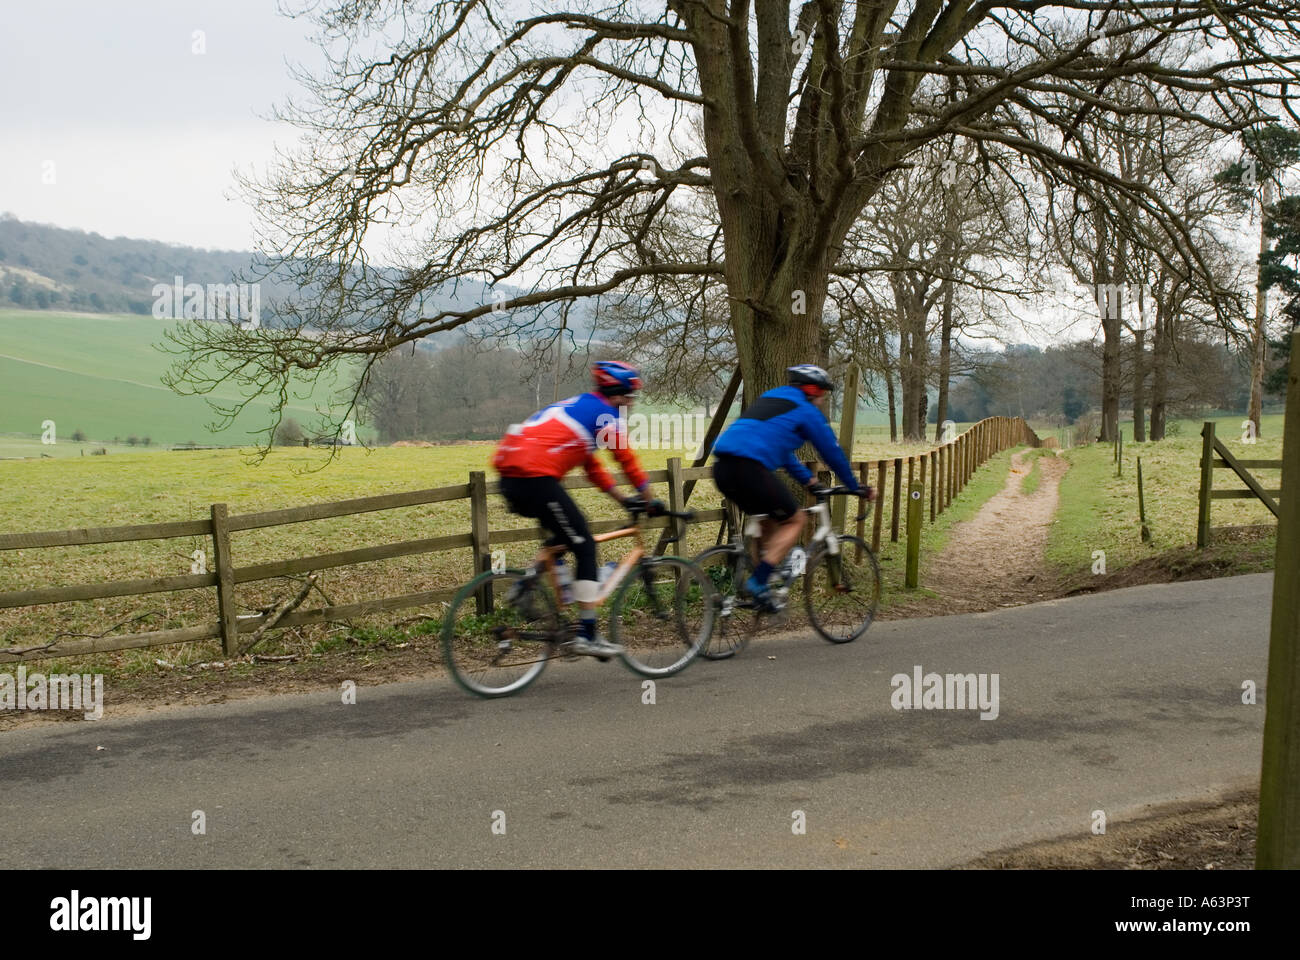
[693,487,880,659]
[441,501,715,697]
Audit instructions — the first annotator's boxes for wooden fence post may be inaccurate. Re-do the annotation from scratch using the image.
[832,364,860,532]
[1258,330,1300,867]
[905,480,924,588]
[891,458,903,542]
[946,440,953,506]
[873,461,886,551]
[469,471,493,614]
[210,503,238,656]
[929,449,936,521]
[666,457,684,554]
[1137,455,1151,543]
[856,463,869,560]
[1197,421,1215,549]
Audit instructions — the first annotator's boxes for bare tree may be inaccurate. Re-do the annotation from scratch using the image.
[158,2,1300,448]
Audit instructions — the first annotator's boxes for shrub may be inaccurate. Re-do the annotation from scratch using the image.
[275,418,306,446]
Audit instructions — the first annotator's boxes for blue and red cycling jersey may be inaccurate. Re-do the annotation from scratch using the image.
[493,392,649,494]
[713,385,860,490]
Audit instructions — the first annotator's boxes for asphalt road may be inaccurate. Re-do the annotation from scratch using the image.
[0,574,1272,868]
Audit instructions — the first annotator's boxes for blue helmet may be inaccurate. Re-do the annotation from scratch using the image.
[592,360,642,396]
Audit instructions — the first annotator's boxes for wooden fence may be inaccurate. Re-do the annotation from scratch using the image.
[1196,420,1283,547]
[0,415,1039,664]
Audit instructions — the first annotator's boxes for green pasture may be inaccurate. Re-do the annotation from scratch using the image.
[0,309,367,447]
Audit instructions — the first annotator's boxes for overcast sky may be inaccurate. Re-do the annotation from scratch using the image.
[0,0,322,251]
[0,2,1264,349]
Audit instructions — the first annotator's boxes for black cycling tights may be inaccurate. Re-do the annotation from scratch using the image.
[498,476,599,582]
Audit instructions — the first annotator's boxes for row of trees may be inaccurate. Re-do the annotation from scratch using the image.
[358,340,598,442]
[942,340,1253,429]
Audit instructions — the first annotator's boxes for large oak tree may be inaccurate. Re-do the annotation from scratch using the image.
[162,1,1300,441]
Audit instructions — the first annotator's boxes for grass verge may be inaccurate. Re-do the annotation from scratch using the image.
[1047,415,1281,589]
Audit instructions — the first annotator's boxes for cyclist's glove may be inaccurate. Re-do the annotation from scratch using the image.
[646,498,667,518]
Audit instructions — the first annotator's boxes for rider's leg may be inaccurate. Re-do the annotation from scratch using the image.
[539,488,601,641]
[761,512,805,569]
[750,513,803,588]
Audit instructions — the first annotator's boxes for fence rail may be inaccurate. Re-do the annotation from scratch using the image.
[1,415,1039,664]
[1197,420,1284,547]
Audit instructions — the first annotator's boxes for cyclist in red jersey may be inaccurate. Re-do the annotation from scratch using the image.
[493,361,661,656]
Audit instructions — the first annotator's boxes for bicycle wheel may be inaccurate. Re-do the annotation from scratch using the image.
[692,545,759,660]
[441,570,562,697]
[803,535,881,643]
[610,556,715,677]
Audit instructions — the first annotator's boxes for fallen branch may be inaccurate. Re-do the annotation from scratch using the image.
[51,609,162,642]
[241,574,316,655]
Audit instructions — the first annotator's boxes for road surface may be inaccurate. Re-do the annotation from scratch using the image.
[0,574,1271,868]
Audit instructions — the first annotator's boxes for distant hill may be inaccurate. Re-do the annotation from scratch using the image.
[0,214,600,343]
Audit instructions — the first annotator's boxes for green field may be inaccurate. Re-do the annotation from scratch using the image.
[1047,414,1284,581]
[0,309,366,448]
[0,424,1013,676]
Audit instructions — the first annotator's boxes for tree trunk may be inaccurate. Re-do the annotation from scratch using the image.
[935,278,955,443]
[1150,295,1170,441]
[1132,322,1147,442]
[905,306,929,442]
[1250,178,1275,438]
[878,325,898,442]
[1096,224,1125,443]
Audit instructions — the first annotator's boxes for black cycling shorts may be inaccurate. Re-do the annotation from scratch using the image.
[712,454,799,521]
[498,475,598,581]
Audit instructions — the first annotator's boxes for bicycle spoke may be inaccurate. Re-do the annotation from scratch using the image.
[804,537,881,643]
[692,545,757,659]
[442,572,562,697]
[611,557,714,676]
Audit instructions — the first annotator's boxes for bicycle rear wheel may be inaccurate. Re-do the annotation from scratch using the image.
[692,545,759,660]
[803,536,881,643]
[610,556,715,677]
[441,570,562,697]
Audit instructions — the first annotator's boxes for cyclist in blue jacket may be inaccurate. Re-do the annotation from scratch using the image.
[712,364,874,610]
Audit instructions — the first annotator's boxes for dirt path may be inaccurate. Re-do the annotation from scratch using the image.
[924,449,1069,612]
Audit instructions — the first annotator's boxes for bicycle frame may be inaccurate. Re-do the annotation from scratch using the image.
[535,522,647,609]
[742,498,841,561]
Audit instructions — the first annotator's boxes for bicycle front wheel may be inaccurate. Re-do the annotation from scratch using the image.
[610,556,715,677]
[692,545,758,660]
[803,536,881,643]
[441,570,561,697]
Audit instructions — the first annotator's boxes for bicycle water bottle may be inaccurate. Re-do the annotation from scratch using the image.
[598,560,618,585]
[555,558,574,604]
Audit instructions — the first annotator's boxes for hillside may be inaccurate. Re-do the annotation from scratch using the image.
[0,309,367,449]
[0,214,600,342]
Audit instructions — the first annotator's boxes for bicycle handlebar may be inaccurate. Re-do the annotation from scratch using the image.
[810,485,871,523]
[625,500,694,522]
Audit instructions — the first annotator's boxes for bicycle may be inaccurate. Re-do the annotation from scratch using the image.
[693,486,881,658]
[440,501,716,697]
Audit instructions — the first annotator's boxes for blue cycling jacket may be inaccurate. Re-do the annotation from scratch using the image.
[713,385,860,490]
